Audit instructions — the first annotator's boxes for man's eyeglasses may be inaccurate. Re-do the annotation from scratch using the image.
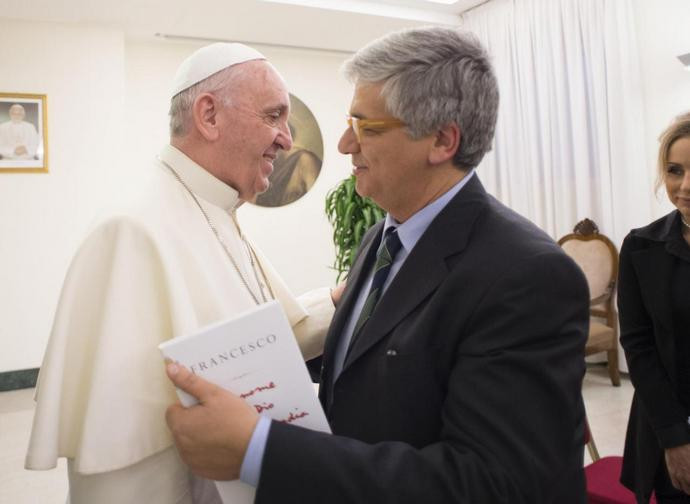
[347,116,406,142]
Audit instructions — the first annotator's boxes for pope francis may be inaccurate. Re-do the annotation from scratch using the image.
[24,43,336,503]
[0,103,39,160]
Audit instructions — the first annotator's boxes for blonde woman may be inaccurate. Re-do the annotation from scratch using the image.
[619,112,690,503]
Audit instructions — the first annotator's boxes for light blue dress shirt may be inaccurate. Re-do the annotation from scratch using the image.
[240,170,475,487]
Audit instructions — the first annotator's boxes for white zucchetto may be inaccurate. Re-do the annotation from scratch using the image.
[171,42,266,98]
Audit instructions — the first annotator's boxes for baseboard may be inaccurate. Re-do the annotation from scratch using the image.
[0,368,39,392]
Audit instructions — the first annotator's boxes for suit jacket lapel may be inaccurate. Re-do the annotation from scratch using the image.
[322,222,383,371]
[343,175,489,371]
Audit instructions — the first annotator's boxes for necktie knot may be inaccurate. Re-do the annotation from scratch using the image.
[374,227,401,271]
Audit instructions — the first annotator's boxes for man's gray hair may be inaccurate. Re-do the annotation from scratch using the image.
[169,66,238,137]
[342,26,499,169]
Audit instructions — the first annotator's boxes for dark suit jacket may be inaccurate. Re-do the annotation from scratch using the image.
[257,175,589,503]
[618,211,690,501]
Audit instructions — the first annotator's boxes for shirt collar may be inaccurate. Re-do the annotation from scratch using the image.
[159,144,240,212]
[383,170,475,253]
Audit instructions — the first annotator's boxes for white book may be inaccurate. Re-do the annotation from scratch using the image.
[159,300,331,503]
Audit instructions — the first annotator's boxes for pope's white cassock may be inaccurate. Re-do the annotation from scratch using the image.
[0,119,39,159]
[25,144,335,503]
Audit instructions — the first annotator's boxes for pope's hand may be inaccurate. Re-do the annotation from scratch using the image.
[331,280,347,306]
[665,443,690,495]
[14,145,28,156]
[165,362,259,481]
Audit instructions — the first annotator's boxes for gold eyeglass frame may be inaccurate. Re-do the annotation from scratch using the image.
[347,116,406,142]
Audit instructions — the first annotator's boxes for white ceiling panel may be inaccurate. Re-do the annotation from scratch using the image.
[0,0,490,52]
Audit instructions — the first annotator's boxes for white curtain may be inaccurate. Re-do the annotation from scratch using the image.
[462,0,651,246]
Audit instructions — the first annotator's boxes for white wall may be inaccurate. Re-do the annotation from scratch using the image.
[633,0,690,220]
[0,19,125,372]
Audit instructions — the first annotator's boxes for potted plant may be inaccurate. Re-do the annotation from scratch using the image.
[325,175,385,281]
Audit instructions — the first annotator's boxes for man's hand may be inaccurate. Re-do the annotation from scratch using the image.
[165,362,259,480]
[14,145,28,156]
[665,443,690,495]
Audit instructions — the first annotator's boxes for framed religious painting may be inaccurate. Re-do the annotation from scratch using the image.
[253,93,323,207]
[0,93,48,173]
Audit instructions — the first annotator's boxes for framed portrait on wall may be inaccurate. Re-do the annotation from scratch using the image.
[0,93,48,173]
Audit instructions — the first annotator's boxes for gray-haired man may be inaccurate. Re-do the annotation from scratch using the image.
[166,26,589,503]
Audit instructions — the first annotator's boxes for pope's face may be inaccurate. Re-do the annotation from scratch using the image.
[9,105,25,123]
[215,61,293,201]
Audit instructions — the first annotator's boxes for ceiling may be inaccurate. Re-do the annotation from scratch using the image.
[0,0,489,53]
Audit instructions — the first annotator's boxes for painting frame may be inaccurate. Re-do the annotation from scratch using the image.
[0,92,49,173]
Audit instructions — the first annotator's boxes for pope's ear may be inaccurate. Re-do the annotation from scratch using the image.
[428,122,461,165]
[192,93,221,141]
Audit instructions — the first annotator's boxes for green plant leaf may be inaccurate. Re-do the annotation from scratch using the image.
[324,175,384,280]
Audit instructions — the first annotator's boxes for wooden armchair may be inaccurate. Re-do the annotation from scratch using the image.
[558,218,621,386]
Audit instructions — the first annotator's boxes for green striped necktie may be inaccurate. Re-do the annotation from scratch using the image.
[349,227,402,350]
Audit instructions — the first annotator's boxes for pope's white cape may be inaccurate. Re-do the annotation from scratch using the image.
[160,300,331,503]
[24,144,334,491]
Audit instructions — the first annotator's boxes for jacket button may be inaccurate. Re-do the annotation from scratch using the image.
[386,349,397,356]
